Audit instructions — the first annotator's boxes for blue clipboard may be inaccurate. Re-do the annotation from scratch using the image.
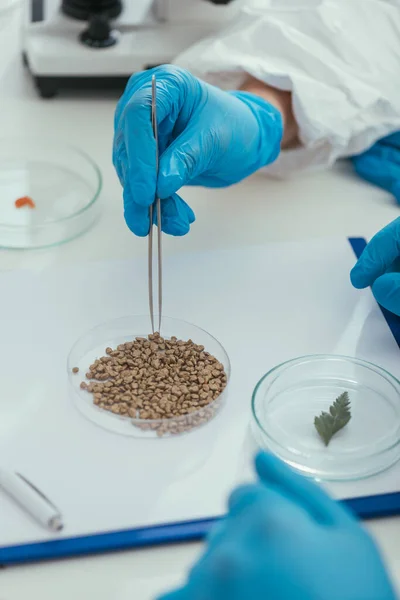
[1,238,400,566]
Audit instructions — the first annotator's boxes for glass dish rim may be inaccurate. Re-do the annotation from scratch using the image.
[67,314,231,426]
[251,353,400,461]
[0,137,103,229]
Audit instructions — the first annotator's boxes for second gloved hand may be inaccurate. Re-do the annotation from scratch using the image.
[158,453,396,600]
[113,65,283,236]
[352,133,400,204]
[351,218,400,316]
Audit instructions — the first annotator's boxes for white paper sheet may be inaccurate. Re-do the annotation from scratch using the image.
[0,239,399,548]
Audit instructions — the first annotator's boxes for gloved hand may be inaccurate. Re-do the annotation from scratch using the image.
[351,217,400,316]
[113,65,283,236]
[158,453,396,600]
[352,132,400,204]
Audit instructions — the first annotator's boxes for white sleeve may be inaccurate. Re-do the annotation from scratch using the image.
[173,0,400,177]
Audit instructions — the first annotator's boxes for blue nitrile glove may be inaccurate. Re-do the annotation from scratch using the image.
[113,65,283,236]
[158,453,396,600]
[351,218,400,316]
[352,132,400,204]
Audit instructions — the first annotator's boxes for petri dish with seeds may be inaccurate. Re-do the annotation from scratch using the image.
[0,137,102,248]
[251,355,400,481]
[68,315,231,438]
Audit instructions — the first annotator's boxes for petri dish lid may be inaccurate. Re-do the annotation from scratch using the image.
[0,137,102,249]
[251,355,400,481]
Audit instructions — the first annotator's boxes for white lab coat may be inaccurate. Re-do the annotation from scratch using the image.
[174,0,400,176]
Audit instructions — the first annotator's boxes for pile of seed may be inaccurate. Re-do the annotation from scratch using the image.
[77,333,227,436]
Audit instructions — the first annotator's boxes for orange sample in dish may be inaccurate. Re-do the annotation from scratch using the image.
[15,196,36,209]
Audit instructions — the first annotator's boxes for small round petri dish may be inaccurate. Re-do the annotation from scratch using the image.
[251,355,400,481]
[68,315,231,438]
[0,137,102,249]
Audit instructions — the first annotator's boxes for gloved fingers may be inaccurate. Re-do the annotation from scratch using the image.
[114,69,155,132]
[190,544,253,600]
[385,256,400,274]
[227,482,311,535]
[381,131,400,150]
[123,188,150,237]
[228,483,277,517]
[115,71,196,236]
[115,66,199,208]
[160,569,225,600]
[115,77,180,208]
[113,69,154,187]
[158,124,216,199]
[114,66,193,141]
[205,517,230,550]
[206,485,293,553]
[255,452,355,527]
[350,218,400,288]
[122,85,157,208]
[154,194,195,236]
[187,538,254,600]
[352,144,400,198]
[372,272,400,316]
[124,192,195,237]
[157,589,190,600]
[112,136,128,187]
[391,179,400,204]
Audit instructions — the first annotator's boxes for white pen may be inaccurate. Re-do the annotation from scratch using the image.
[0,468,64,532]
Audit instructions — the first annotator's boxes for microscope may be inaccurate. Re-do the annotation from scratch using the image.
[22,0,238,98]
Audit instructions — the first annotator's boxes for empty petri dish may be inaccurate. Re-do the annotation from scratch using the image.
[0,137,102,248]
[251,355,400,481]
[68,315,231,438]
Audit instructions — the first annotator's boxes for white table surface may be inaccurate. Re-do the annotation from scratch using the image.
[1,8,400,600]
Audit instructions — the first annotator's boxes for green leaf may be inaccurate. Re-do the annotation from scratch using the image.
[314,392,351,447]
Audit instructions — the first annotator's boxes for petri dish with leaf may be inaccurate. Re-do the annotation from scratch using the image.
[251,355,400,481]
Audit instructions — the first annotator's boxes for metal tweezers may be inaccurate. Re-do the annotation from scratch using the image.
[148,74,162,334]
